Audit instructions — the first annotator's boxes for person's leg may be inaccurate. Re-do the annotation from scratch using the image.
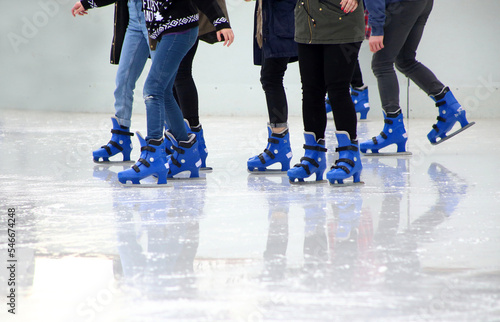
[350,60,364,88]
[247,56,293,172]
[324,42,361,140]
[261,57,291,131]
[298,44,327,140]
[93,0,150,162]
[394,0,444,96]
[173,38,200,127]
[143,28,198,142]
[324,43,363,184]
[114,0,151,128]
[371,0,428,116]
[287,43,327,182]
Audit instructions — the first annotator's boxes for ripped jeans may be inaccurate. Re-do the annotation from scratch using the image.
[143,27,199,142]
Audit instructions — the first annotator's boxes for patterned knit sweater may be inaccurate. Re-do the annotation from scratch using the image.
[81,0,230,40]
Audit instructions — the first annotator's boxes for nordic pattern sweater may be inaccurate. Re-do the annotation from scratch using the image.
[81,0,230,40]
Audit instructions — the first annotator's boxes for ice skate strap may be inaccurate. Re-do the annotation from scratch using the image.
[294,156,320,175]
[268,137,279,144]
[141,146,156,153]
[102,140,123,155]
[170,156,181,168]
[132,157,151,173]
[258,149,275,163]
[303,144,327,152]
[437,116,446,122]
[111,129,134,136]
[372,131,388,144]
[384,119,394,125]
[172,145,185,154]
[371,131,388,144]
[335,146,358,152]
[331,163,351,174]
[436,101,446,107]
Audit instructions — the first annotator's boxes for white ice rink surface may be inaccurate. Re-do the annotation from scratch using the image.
[0,110,499,321]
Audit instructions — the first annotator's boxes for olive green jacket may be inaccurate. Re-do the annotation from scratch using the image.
[295,0,365,44]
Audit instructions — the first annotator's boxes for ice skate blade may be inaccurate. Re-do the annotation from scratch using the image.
[289,179,328,185]
[362,151,412,157]
[93,159,135,164]
[329,181,365,187]
[430,122,475,145]
[120,181,172,188]
[200,166,213,172]
[168,173,206,181]
[248,169,288,175]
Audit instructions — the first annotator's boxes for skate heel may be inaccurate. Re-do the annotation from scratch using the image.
[396,139,408,153]
[457,111,471,128]
[358,104,370,120]
[315,168,325,181]
[352,170,361,183]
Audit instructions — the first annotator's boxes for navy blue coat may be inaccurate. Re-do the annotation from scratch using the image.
[252,0,298,66]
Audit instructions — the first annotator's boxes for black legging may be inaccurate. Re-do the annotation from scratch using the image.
[351,60,364,88]
[298,42,361,140]
[173,38,200,127]
[260,57,291,126]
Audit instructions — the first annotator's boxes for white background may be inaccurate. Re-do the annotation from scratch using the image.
[1,0,499,119]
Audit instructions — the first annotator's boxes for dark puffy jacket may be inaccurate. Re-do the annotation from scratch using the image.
[252,0,298,66]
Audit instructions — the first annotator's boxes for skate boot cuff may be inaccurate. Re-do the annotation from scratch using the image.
[431,86,450,101]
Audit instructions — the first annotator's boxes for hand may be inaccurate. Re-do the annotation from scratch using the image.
[217,28,235,47]
[369,35,384,53]
[71,2,88,17]
[340,0,358,13]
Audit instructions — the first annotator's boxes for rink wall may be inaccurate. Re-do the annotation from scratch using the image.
[1,0,499,119]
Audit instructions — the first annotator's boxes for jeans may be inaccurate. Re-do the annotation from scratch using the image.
[144,27,199,142]
[372,0,443,114]
[260,57,291,127]
[298,42,361,140]
[114,0,150,128]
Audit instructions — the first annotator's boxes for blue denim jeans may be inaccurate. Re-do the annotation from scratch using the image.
[143,27,199,142]
[114,0,151,128]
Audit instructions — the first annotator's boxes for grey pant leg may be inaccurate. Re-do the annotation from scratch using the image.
[372,0,444,114]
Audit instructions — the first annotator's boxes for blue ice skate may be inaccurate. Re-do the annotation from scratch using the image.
[185,120,210,170]
[360,113,410,155]
[117,132,168,185]
[287,132,327,183]
[165,131,201,179]
[247,126,293,172]
[427,87,475,145]
[351,86,370,120]
[325,86,370,120]
[327,131,363,185]
[93,117,134,163]
[325,96,332,114]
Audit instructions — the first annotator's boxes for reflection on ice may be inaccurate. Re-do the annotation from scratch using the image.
[0,111,499,321]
